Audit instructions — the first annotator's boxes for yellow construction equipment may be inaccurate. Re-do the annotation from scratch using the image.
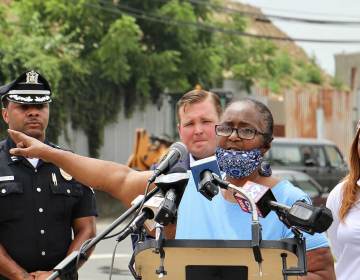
[126,128,173,171]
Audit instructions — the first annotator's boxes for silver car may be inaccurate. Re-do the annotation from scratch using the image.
[272,169,329,207]
[265,137,348,191]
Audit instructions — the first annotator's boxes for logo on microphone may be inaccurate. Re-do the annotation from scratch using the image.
[234,181,271,218]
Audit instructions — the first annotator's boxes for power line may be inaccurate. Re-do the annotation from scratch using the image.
[186,0,360,26]
[238,2,360,20]
[85,1,360,44]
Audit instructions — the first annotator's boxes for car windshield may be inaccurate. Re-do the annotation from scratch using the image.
[325,146,345,167]
[265,145,302,166]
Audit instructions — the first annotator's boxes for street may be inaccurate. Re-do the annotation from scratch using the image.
[78,220,135,280]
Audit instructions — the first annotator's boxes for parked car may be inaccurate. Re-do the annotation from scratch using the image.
[272,169,329,206]
[265,137,348,191]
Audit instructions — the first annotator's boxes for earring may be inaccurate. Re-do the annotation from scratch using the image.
[259,161,272,177]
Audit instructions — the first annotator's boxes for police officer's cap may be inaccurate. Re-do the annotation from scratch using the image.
[0,70,52,105]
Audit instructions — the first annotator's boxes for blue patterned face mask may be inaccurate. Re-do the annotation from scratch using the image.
[215,147,263,179]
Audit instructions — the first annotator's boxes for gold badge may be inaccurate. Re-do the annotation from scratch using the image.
[60,168,72,181]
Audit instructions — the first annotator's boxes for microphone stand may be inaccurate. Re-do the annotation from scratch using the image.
[211,175,263,273]
[227,185,262,264]
[212,175,308,277]
[47,186,161,280]
[154,223,167,277]
[268,202,306,251]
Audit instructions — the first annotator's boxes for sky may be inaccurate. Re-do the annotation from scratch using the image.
[240,0,360,75]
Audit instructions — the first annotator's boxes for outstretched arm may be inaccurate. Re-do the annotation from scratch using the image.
[8,129,152,207]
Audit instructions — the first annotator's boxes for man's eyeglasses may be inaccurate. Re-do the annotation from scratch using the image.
[215,125,267,140]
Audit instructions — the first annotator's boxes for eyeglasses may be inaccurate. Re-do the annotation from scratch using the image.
[215,124,267,140]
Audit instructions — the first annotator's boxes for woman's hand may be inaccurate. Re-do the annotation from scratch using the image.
[8,129,49,159]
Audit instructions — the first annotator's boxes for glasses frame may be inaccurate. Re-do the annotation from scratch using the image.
[215,124,268,140]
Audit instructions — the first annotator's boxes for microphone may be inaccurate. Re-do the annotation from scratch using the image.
[148,142,188,184]
[117,194,161,241]
[190,156,221,200]
[268,200,333,234]
[235,181,333,234]
[124,166,189,237]
[130,193,165,231]
[234,181,276,217]
[154,166,189,225]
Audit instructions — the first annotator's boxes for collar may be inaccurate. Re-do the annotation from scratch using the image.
[5,137,21,164]
[189,154,196,165]
[5,137,48,168]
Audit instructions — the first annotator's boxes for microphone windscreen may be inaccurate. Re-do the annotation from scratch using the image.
[155,142,189,172]
[167,166,188,174]
[170,141,187,154]
[131,194,164,231]
[190,156,221,192]
[168,142,188,166]
[313,206,333,233]
[154,171,190,202]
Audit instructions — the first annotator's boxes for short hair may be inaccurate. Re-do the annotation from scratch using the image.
[176,89,222,123]
[226,98,274,144]
[1,98,9,108]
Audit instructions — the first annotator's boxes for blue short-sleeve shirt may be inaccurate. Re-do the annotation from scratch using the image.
[176,172,328,250]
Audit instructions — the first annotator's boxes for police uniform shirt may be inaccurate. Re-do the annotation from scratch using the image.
[0,138,97,274]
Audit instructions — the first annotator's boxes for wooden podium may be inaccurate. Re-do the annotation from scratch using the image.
[132,238,306,280]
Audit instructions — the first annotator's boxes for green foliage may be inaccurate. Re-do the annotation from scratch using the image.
[330,77,347,91]
[218,14,294,93]
[98,16,143,84]
[229,40,278,91]
[294,59,324,85]
[0,0,327,154]
[259,52,294,93]
[0,0,222,155]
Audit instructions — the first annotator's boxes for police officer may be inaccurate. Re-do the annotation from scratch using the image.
[0,70,97,280]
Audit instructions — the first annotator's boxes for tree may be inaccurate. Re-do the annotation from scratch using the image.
[0,0,223,156]
[0,0,328,156]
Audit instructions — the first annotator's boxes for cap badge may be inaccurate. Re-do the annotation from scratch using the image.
[26,70,39,84]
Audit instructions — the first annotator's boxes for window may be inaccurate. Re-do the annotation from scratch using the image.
[325,146,345,168]
[300,146,326,167]
[267,145,302,166]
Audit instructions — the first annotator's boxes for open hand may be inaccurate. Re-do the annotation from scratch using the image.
[8,129,48,159]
